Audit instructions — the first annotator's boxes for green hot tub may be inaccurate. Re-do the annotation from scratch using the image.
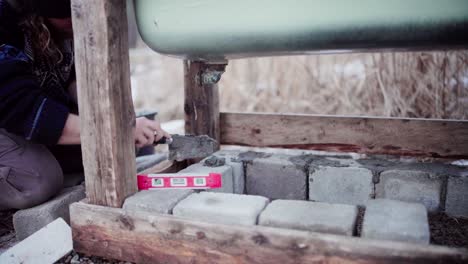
[134,0,468,60]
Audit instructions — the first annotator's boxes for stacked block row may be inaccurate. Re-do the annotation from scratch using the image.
[123,190,430,245]
[225,150,466,218]
[121,150,465,246]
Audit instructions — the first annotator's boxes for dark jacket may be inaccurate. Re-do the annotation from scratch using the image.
[0,0,75,145]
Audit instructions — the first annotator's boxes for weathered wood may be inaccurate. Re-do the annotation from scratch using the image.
[220,112,468,158]
[184,61,225,145]
[71,0,137,207]
[71,202,468,264]
[140,160,188,175]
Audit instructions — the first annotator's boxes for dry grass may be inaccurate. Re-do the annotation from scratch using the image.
[130,47,468,122]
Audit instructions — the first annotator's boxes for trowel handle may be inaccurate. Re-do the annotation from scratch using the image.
[154,136,173,145]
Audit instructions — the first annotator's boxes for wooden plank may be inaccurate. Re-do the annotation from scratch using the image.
[184,61,225,144]
[140,160,188,175]
[70,202,468,264]
[220,112,468,158]
[71,0,137,207]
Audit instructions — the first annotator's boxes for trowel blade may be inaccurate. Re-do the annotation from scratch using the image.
[168,134,218,161]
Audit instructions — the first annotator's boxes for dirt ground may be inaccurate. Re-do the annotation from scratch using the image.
[57,252,133,264]
[429,213,468,248]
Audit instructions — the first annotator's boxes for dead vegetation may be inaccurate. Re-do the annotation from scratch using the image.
[130,48,468,122]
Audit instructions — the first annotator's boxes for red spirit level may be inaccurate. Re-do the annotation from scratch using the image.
[137,173,222,190]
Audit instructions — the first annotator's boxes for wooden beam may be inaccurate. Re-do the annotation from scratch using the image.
[71,202,468,264]
[140,160,188,175]
[184,61,226,144]
[71,0,137,207]
[220,112,468,158]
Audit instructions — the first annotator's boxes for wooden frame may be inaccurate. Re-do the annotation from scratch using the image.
[220,112,468,158]
[70,0,468,262]
[71,202,468,264]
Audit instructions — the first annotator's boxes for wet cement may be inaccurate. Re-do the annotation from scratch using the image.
[356,158,467,184]
[204,156,226,167]
[236,151,272,164]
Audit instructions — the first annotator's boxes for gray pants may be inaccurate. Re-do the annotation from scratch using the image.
[0,129,82,210]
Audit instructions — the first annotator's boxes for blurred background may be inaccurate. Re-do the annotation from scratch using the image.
[127,2,468,124]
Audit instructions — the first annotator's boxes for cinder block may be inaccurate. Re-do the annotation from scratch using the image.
[259,200,358,236]
[445,176,468,218]
[204,150,245,194]
[173,192,269,225]
[246,154,307,200]
[309,166,374,206]
[376,170,443,212]
[13,185,85,240]
[362,199,430,244]
[123,189,193,214]
[179,163,234,193]
[0,218,72,264]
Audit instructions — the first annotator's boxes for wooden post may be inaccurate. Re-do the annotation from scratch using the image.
[71,0,137,207]
[184,61,226,145]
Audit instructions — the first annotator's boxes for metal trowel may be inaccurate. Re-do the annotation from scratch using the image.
[155,134,218,161]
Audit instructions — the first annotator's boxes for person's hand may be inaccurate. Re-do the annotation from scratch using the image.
[134,117,171,148]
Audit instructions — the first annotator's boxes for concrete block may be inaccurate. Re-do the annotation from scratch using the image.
[246,154,307,200]
[13,185,85,240]
[259,200,358,236]
[179,163,234,193]
[0,218,72,264]
[445,176,468,218]
[204,150,245,194]
[123,189,193,214]
[173,192,269,225]
[376,170,443,212]
[309,166,374,206]
[362,199,430,244]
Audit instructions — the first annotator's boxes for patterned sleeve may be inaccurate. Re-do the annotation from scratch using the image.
[0,44,70,145]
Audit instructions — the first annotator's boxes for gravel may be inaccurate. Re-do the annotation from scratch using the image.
[355,206,366,237]
[56,251,135,264]
[429,212,468,248]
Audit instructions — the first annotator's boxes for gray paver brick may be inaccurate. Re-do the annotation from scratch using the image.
[362,199,430,244]
[123,189,193,214]
[173,192,269,225]
[259,200,358,236]
[376,170,443,212]
[205,150,245,194]
[13,185,85,240]
[179,163,234,193]
[445,176,468,218]
[246,154,307,200]
[309,166,374,206]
